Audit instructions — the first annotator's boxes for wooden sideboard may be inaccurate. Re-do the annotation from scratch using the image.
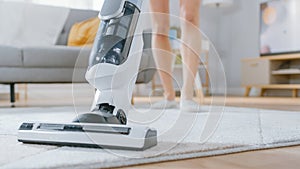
[241,53,300,97]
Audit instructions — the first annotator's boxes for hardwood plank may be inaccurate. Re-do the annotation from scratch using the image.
[118,146,300,169]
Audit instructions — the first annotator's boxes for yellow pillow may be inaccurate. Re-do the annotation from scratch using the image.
[67,17,100,46]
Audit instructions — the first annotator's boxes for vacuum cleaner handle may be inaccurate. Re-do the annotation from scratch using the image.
[99,0,143,20]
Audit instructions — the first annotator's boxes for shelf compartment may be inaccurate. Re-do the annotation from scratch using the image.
[272,69,300,75]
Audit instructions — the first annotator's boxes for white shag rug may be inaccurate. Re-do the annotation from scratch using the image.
[1,106,300,169]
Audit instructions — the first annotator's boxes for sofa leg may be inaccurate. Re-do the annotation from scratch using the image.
[10,84,15,107]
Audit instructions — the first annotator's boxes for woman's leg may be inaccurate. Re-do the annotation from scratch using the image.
[179,0,202,101]
[150,0,175,101]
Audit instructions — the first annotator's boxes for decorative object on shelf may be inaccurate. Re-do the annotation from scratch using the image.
[203,0,233,8]
[272,69,300,75]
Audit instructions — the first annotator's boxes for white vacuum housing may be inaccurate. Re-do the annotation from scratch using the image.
[18,0,158,151]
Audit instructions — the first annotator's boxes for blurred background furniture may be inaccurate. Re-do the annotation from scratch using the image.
[0,2,98,106]
[0,2,156,107]
[242,53,300,97]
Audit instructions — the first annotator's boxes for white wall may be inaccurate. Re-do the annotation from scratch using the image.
[168,0,220,46]
[211,0,261,95]
[217,0,261,95]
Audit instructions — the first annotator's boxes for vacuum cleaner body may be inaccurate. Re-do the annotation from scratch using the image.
[87,0,144,119]
[18,0,158,150]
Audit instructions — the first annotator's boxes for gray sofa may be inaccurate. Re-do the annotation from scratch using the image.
[0,8,155,106]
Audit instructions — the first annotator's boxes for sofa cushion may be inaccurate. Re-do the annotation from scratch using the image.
[22,46,90,68]
[0,67,86,83]
[67,17,100,46]
[56,9,98,46]
[0,46,23,67]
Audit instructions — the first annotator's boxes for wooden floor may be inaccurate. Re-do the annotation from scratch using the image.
[122,97,300,169]
[1,84,300,169]
[120,146,300,169]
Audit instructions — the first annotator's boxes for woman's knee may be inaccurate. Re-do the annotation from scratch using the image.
[180,0,201,25]
[181,11,199,25]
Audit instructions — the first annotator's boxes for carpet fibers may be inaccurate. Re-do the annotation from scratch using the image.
[1,106,300,169]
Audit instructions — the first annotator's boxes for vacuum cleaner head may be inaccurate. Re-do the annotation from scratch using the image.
[18,122,157,151]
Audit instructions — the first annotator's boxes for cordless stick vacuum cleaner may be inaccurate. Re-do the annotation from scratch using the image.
[18,0,158,150]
